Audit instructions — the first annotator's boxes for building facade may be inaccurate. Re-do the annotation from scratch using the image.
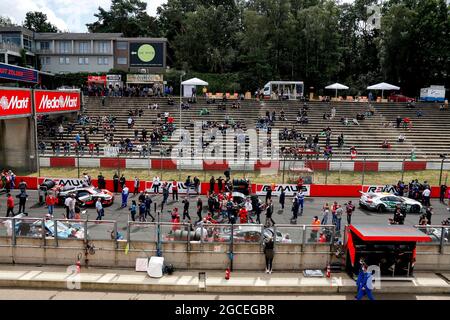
[0,27,167,76]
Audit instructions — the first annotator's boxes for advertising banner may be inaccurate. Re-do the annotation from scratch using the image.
[145,182,201,194]
[256,184,310,196]
[88,75,107,83]
[126,74,163,83]
[0,63,38,83]
[0,88,32,119]
[34,90,80,114]
[362,185,398,194]
[129,42,164,68]
[39,177,88,188]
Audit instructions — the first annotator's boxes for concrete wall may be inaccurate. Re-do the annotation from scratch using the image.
[0,117,37,172]
[0,237,448,271]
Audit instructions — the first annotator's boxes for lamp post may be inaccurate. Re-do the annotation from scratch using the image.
[179,71,186,181]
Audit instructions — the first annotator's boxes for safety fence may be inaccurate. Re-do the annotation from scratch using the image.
[414,225,450,253]
[0,217,448,253]
[0,217,336,250]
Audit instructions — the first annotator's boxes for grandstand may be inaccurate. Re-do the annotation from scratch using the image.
[37,96,450,161]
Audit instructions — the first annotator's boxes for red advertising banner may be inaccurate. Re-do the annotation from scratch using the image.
[88,75,107,83]
[34,90,81,114]
[0,88,32,119]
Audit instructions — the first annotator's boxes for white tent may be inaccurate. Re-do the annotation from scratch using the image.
[325,83,349,97]
[181,77,209,98]
[367,82,400,99]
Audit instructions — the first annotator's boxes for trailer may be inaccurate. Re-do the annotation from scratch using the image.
[420,85,446,102]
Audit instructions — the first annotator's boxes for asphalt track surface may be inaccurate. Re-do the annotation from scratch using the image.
[0,288,448,300]
[1,189,449,242]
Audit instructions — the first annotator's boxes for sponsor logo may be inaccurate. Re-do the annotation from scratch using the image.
[44,178,86,188]
[0,95,30,110]
[365,185,398,194]
[38,94,78,110]
[257,184,310,196]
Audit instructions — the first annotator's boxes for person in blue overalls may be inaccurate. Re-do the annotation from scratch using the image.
[356,259,375,300]
[296,190,306,215]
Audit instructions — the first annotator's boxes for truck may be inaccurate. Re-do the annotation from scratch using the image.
[420,85,446,102]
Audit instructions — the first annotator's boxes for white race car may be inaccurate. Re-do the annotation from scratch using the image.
[359,192,423,213]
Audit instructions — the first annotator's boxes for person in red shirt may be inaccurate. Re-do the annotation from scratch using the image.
[172,180,178,201]
[319,232,327,243]
[45,192,57,216]
[206,212,217,224]
[171,208,181,232]
[297,177,304,191]
[239,207,248,224]
[6,193,14,217]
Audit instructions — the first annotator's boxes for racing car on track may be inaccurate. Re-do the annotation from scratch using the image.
[359,192,423,213]
[39,180,114,207]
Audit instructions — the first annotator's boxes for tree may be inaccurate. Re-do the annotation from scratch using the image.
[86,0,160,37]
[0,16,14,26]
[23,12,59,32]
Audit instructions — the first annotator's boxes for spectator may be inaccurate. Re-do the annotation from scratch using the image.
[172,180,179,201]
[182,197,191,221]
[6,193,14,217]
[422,187,431,207]
[265,199,275,226]
[129,200,137,221]
[96,198,104,221]
[145,193,155,222]
[16,191,28,215]
[346,201,355,225]
[263,236,275,274]
[121,185,129,208]
[279,189,286,210]
[311,216,321,241]
[119,174,126,191]
[113,173,119,193]
[133,177,140,196]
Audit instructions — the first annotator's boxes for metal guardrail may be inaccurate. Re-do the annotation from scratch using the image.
[413,225,449,253]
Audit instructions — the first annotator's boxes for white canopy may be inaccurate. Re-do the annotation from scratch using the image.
[367,82,400,91]
[325,83,349,90]
[367,82,400,99]
[181,77,208,86]
[325,83,349,97]
[181,77,208,98]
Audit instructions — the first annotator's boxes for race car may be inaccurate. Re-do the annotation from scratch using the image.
[56,185,114,207]
[359,192,422,213]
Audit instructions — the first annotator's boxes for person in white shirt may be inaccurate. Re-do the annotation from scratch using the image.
[95,198,104,220]
[121,186,129,208]
[422,188,431,207]
[64,196,72,219]
[398,134,405,142]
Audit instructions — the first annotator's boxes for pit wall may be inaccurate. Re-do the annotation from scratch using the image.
[13,176,443,199]
[0,238,448,271]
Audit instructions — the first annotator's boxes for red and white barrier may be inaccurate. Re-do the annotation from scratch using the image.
[13,176,443,199]
[39,157,450,173]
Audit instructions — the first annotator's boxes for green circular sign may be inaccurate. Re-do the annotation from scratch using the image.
[137,44,155,63]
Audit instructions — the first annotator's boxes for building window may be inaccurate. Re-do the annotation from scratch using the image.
[97,41,109,54]
[116,41,127,50]
[97,57,109,65]
[58,41,71,54]
[117,57,127,65]
[78,57,89,65]
[78,42,89,54]
[40,42,50,50]
[40,57,51,65]
[59,57,70,65]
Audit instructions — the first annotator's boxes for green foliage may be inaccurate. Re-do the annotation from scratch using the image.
[156,0,450,95]
[86,0,160,37]
[23,12,59,32]
[0,16,14,26]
